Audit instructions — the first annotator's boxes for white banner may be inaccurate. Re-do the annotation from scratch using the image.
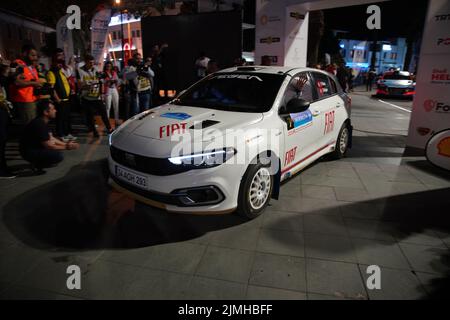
[56,14,74,64]
[91,8,112,68]
[406,0,450,150]
[255,0,286,66]
[284,5,308,68]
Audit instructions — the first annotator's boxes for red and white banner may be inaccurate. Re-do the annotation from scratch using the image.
[406,0,450,150]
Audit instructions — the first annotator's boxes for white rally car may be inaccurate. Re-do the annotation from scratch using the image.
[108,66,352,219]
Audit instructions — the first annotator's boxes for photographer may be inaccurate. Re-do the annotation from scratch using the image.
[9,44,44,125]
[77,55,113,138]
[0,62,15,179]
[126,53,154,117]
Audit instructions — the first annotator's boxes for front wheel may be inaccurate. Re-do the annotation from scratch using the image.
[330,123,350,159]
[237,162,274,219]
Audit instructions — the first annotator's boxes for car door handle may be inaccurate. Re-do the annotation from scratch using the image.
[312,110,321,116]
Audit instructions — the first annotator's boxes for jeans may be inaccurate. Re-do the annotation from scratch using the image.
[130,91,152,117]
[55,100,71,137]
[81,98,112,133]
[14,102,37,125]
[20,148,64,169]
[105,88,120,123]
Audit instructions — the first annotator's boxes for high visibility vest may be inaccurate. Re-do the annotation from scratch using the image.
[9,59,38,103]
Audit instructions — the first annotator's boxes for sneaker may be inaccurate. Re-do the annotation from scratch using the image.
[65,134,78,141]
[30,164,46,176]
[0,171,16,179]
[61,137,70,143]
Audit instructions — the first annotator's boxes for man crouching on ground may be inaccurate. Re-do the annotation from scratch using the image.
[20,99,79,174]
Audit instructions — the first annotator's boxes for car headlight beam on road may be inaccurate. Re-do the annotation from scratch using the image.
[168,147,236,168]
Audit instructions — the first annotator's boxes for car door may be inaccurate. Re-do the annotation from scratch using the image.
[310,72,343,148]
[279,72,321,179]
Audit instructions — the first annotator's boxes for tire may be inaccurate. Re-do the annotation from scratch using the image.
[237,161,274,219]
[330,122,350,159]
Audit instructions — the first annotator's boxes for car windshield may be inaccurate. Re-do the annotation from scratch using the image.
[172,73,286,113]
[383,74,411,80]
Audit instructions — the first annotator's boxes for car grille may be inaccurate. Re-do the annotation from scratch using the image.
[110,146,189,176]
[388,88,406,95]
[111,175,182,205]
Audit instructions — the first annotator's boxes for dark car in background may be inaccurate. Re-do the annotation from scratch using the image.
[376,71,416,99]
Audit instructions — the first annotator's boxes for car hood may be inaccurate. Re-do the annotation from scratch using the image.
[381,79,415,88]
[120,104,264,142]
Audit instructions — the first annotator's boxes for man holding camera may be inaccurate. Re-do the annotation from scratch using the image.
[77,55,113,138]
[126,53,154,117]
[9,44,45,125]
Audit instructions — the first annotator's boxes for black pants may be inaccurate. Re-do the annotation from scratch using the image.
[21,148,64,169]
[55,100,71,137]
[0,107,10,173]
[81,99,111,133]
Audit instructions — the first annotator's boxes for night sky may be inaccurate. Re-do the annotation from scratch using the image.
[323,0,429,40]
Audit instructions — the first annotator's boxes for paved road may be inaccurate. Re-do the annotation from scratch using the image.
[1,93,449,300]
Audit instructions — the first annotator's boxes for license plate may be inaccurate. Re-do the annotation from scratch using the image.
[115,166,148,189]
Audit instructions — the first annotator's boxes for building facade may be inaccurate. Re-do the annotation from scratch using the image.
[338,37,409,74]
[0,8,55,63]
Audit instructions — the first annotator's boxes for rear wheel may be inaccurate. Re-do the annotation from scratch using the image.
[237,162,274,219]
[330,123,350,159]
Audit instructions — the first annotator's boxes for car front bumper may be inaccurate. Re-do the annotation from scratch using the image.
[108,155,245,214]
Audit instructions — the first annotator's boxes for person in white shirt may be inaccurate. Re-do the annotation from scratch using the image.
[103,61,121,128]
[195,52,210,80]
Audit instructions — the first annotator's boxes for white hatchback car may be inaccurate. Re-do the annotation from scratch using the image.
[109,66,352,219]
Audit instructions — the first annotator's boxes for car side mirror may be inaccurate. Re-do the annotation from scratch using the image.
[280,98,310,115]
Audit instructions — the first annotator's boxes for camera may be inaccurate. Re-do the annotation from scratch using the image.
[34,82,53,98]
[96,71,107,80]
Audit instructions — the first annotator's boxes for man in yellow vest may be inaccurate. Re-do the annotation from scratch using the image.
[47,49,77,142]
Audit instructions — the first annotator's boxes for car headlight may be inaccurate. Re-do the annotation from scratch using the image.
[168,147,236,168]
[108,131,114,146]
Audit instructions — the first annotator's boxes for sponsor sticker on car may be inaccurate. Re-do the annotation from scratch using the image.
[160,113,192,120]
[287,110,313,135]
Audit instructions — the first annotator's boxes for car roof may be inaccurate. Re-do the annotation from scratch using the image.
[218,66,332,77]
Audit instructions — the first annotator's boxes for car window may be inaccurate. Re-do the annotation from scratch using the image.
[383,73,411,80]
[173,73,286,113]
[312,72,333,99]
[328,77,338,94]
[282,72,314,107]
